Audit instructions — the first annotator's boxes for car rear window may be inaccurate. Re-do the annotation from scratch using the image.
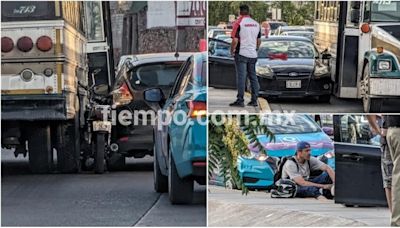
[129,62,183,88]
[258,40,316,59]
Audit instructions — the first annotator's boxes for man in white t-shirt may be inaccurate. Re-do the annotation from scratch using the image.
[229,4,261,108]
[282,141,336,199]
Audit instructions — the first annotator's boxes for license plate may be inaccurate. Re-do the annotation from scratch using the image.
[93,121,112,132]
[286,80,301,88]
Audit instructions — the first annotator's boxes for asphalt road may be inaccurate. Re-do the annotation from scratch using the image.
[1,151,206,226]
[209,88,400,113]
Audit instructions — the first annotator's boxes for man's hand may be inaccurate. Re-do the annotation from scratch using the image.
[322,184,333,190]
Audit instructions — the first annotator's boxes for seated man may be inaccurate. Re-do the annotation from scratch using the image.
[282,141,335,199]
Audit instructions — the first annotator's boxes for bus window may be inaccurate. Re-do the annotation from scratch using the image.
[370,1,400,22]
[84,1,105,42]
[1,1,57,21]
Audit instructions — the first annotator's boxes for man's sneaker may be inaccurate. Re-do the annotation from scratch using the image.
[229,101,244,107]
[316,195,328,201]
[247,101,258,107]
[331,185,335,197]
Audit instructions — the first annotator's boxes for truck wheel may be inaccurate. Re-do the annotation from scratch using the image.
[57,114,81,173]
[168,146,193,204]
[28,123,53,173]
[94,133,106,174]
[154,145,168,193]
[362,64,383,113]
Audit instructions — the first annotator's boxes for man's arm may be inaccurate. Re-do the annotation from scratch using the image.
[319,163,335,183]
[231,38,238,56]
[367,115,381,135]
[256,38,261,50]
[293,176,331,189]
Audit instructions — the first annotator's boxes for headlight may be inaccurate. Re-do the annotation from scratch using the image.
[241,153,255,160]
[378,60,391,71]
[241,152,268,161]
[314,65,330,78]
[324,151,335,159]
[256,154,268,161]
[256,64,274,78]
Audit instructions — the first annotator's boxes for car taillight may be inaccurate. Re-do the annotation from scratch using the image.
[17,36,33,52]
[36,36,53,52]
[1,37,14,53]
[187,101,206,118]
[112,82,134,106]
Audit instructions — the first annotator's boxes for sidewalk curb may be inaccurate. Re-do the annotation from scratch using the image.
[208,199,366,227]
[244,92,271,113]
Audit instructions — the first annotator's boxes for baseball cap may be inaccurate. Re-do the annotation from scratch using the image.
[297,141,311,151]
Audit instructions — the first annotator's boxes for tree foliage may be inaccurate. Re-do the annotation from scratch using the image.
[208,1,269,26]
[208,115,274,195]
[208,1,315,26]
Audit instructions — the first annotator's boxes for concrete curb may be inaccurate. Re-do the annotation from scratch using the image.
[243,92,271,113]
[208,199,367,227]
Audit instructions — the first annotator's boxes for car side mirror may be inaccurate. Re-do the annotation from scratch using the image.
[144,88,164,103]
[322,53,332,60]
[322,127,334,136]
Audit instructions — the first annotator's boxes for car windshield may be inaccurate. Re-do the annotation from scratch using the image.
[129,62,182,87]
[258,40,316,59]
[368,1,400,22]
[261,115,321,134]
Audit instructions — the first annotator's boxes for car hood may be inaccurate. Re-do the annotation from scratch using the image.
[257,58,315,74]
[248,132,333,157]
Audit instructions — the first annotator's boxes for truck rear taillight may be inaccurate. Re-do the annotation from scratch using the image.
[36,36,53,52]
[112,82,134,106]
[17,36,33,52]
[1,37,14,53]
[187,101,206,118]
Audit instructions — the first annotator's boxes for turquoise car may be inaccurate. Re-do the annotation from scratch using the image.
[238,114,334,189]
[144,52,207,204]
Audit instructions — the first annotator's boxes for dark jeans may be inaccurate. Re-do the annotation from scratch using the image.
[296,172,332,198]
[234,54,259,103]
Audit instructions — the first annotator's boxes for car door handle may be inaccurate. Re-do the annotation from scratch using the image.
[342,154,364,161]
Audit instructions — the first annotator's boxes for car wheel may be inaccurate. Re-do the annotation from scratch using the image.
[168,145,193,204]
[361,64,383,112]
[154,145,168,193]
[318,95,330,103]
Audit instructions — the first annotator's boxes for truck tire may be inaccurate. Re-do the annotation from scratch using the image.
[168,146,193,204]
[154,145,168,193]
[94,133,106,174]
[28,123,53,173]
[362,64,383,113]
[57,114,81,173]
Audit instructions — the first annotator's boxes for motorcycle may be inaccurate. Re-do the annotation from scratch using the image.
[79,69,112,174]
